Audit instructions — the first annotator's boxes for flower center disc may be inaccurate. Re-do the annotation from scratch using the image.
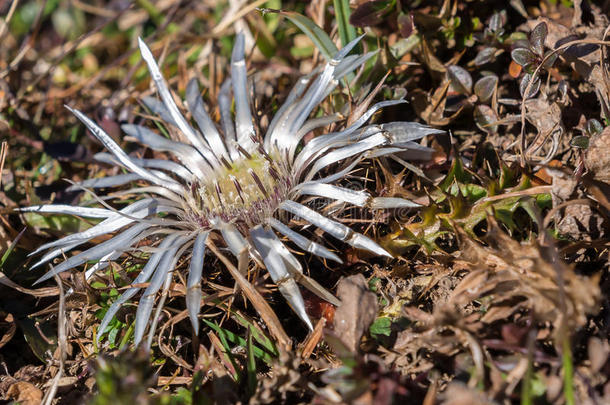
[191,152,290,228]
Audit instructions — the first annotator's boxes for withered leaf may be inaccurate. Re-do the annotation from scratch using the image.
[332,274,378,352]
[585,126,610,183]
[454,220,600,333]
[6,382,43,405]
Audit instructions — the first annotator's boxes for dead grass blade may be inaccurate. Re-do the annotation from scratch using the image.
[301,317,325,359]
[0,272,59,297]
[0,141,7,187]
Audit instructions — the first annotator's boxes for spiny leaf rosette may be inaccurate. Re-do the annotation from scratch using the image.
[21,34,442,348]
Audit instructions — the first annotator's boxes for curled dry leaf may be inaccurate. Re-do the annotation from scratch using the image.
[585,126,610,183]
[545,169,605,240]
[5,381,43,405]
[332,274,378,352]
[524,97,563,161]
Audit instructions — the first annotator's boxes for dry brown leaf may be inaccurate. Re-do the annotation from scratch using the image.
[5,381,43,405]
[332,274,378,352]
[0,313,16,349]
[0,272,59,297]
[524,97,563,162]
[411,81,465,126]
[585,126,610,183]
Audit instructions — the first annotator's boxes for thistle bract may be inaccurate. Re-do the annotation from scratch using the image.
[21,34,443,348]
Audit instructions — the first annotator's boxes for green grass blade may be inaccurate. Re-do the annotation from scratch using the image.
[202,319,275,364]
[333,0,357,48]
[563,335,575,405]
[230,311,278,357]
[0,227,25,269]
[281,11,338,60]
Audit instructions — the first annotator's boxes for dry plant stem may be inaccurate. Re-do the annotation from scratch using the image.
[481,185,552,202]
[205,240,291,349]
[0,141,7,187]
[213,0,269,36]
[0,0,20,49]
[41,274,66,405]
[519,35,610,164]
[600,25,610,119]
[157,309,196,370]
[157,376,192,386]
[301,317,326,359]
[542,198,593,230]
[462,330,485,389]
[0,0,47,79]
[208,330,238,376]
[71,0,117,18]
[0,231,59,297]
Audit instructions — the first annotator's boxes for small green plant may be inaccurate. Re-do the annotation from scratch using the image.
[381,147,551,254]
[571,118,604,150]
[510,22,558,98]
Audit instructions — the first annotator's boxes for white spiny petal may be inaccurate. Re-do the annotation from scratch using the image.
[280,200,392,257]
[97,233,181,343]
[186,232,208,334]
[269,218,342,264]
[250,226,313,330]
[186,79,231,161]
[231,33,256,153]
[18,204,112,218]
[137,37,219,165]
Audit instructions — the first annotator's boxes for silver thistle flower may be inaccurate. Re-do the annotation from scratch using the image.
[21,34,442,347]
